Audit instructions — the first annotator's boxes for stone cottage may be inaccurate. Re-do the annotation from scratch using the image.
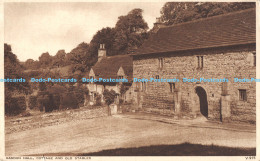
[87,44,133,105]
[131,8,256,123]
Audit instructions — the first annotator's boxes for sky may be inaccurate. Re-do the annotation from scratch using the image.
[4,2,165,61]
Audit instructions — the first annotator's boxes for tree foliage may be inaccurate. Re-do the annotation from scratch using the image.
[52,50,66,67]
[4,43,30,93]
[103,89,117,106]
[88,27,116,57]
[39,52,52,68]
[113,8,149,54]
[160,2,255,26]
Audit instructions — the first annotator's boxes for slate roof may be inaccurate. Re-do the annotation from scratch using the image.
[133,8,256,56]
[92,55,133,81]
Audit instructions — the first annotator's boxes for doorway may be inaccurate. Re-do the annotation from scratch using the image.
[195,86,208,118]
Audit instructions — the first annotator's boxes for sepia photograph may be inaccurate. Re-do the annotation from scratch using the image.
[3,1,257,157]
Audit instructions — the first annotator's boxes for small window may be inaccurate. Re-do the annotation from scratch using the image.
[169,83,175,93]
[239,89,247,101]
[141,82,147,92]
[155,75,159,79]
[118,76,124,79]
[158,58,163,69]
[197,56,203,69]
[90,76,94,83]
[253,52,256,66]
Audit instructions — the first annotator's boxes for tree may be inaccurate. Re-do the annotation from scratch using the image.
[23,59,41,70]
[4,43,31,115]
[88,27,116,57]
[65,42,92,72]
[103,89,117,116]
[52,50,66,68]
[113,8,149,54]
[160,2,255,26]
[39,52,52,68]
[4,43,30,93]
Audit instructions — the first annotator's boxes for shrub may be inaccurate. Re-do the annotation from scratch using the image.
[74,91,85,107]
[60,92,79,109]
[103,89,117,106]
[103,89,117,116]
[37,91,50,112]
[95,94,102,106]
[29,95,38,109]
[5,95,26,116]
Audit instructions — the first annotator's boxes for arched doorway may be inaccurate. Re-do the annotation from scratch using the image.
[195,86,208,118]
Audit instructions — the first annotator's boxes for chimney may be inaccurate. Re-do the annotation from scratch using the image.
[98,44,106,62]
[152,17,165,33]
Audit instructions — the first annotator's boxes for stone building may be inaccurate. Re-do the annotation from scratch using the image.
[131,8,256,123]
[87,44,133,105]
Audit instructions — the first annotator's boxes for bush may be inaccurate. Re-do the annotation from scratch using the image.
[5,95,26,116]
[119,98,124,105]
[103,89,117,106]
[74,91,85,107]
[95,94,102,106]
[37,91,50,112]
[60,92,79,109]
[29,95,38,109]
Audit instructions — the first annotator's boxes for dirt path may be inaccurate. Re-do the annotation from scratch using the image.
[5,116,255,156]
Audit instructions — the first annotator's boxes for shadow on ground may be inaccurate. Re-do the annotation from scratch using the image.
[35,143,256,156]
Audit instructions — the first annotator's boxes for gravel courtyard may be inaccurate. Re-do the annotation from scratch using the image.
[5,113,256,156]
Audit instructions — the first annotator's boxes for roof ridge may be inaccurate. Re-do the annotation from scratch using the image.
[106,54,131,58]
[160,8,255,30]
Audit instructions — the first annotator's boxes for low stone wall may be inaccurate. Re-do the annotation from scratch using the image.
[5,107,108,134]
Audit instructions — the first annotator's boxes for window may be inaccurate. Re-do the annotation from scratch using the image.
[197,56,203,69]
[158,58,163,69]
[222,82,228,95]
[141,82,147,92]
[90,76,94,83]
[118,76,124,79]
[169,83,175,93]
[239,89,247,101]
[155,75,159,79]
[253,52,256,66]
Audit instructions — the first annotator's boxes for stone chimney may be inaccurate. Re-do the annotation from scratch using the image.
[98,44,106,62]
[152,17,165,33]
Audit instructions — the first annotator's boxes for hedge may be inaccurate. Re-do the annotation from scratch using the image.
[5,95,26,116]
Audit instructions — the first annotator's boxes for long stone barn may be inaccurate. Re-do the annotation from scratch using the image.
[131,8,256,123]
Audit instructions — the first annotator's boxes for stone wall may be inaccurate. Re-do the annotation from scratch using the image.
[133,45,256,123]
[6,107,108,134]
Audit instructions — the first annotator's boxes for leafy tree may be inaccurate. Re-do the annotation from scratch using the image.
[39,52,52,68]
[113,8,149,54]
[4,43,30,93]
[39,82,47,91]
[23,59,41,70]
[52,50,66,68]
[160,2,255,26]
[65,42,92,72]
[4,43,31,115]
[88,27,116,57]
[103,89,117,116]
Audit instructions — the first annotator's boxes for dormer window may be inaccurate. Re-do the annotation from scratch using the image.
[118,76,124,79]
